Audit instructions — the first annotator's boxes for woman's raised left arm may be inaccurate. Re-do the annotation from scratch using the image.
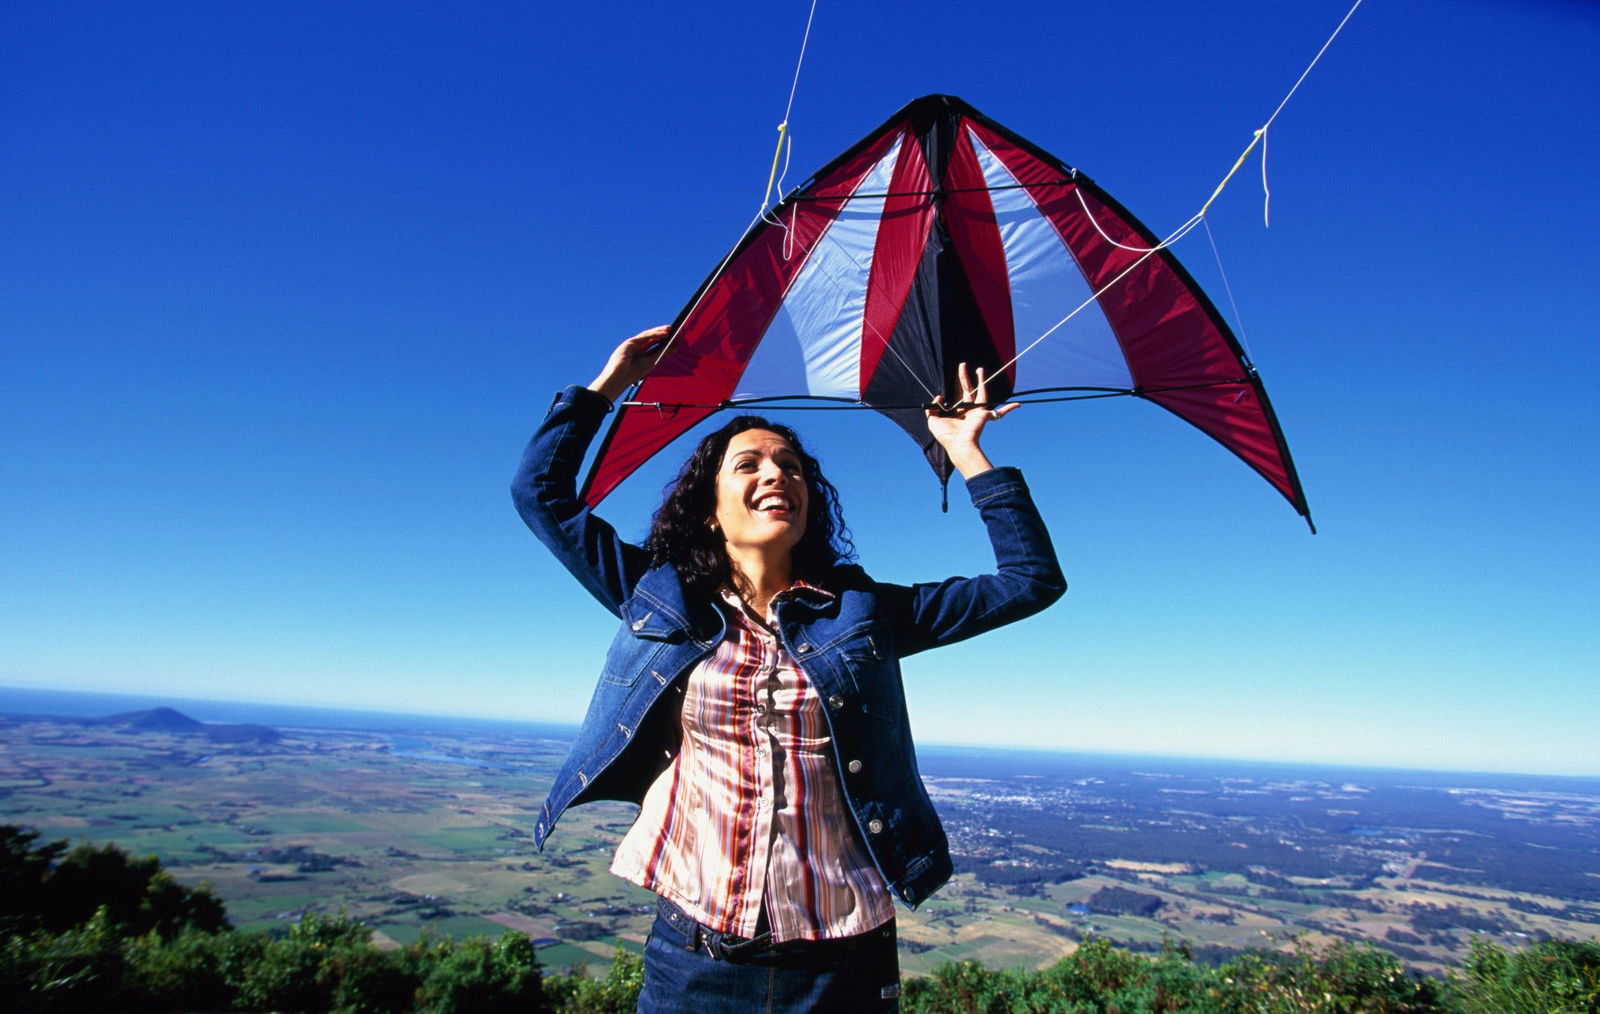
[875,363,1065,654]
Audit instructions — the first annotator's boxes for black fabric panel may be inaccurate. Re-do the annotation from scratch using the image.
[862,208,1012,483]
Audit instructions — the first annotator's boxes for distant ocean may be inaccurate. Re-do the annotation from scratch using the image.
[3,684,1594,792]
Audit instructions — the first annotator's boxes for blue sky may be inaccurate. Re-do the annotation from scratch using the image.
[4,0,1596,776]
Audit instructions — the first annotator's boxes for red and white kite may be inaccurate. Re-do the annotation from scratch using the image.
[583,94,1312,529]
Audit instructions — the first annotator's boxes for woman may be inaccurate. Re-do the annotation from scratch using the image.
[512,326,1065,1012]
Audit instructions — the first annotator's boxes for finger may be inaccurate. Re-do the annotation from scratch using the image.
[973,365,989,408]
[958,362,978,406]
[992,402,1019,420]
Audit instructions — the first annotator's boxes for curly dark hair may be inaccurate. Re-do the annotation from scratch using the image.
[644,415,855,601]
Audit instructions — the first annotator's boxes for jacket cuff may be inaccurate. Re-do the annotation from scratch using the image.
[547,384,614,418]
[964,465,1030,506]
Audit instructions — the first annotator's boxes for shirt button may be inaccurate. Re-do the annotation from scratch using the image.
[867,819,884,835]
[755,703,768,714]
[847,759,862,773]
[827,695,844,710]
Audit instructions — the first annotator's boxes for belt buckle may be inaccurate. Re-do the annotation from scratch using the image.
[707,929,772,961]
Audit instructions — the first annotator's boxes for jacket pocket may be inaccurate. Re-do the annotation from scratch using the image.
[838,630,902,725]
[599,627,673,687]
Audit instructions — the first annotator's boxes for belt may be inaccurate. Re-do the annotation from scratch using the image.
[654,896,892,962]
[656,896,774,960]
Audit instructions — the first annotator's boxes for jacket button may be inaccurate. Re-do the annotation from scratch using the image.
[827,695,844,710]
[796,642,811,653]
[867,819,884,835]
[631,617,646,631]
[847,759,862,773]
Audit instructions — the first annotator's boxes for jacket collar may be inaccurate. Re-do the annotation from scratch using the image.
[621,565,721,642]
[622,567,839,640]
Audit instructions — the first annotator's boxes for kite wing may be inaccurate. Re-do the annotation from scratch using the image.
[581,94,1311,528]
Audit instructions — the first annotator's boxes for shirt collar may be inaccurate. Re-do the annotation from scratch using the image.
[718,580,835,626]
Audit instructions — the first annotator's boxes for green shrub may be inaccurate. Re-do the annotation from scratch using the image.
[415,931,549,1014]
[1217,939,1448,1013]
[1,906,126,1014]
[122,926,246,1012]
[1455,936,1600,1014]
[543,947,644,1014]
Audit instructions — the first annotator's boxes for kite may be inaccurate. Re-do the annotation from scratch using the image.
[582,94,1313,529]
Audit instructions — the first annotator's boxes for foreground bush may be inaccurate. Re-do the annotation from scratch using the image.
[1457,936,1600,1014]
[6,830,1598,1013]
[9,916,1600,1013]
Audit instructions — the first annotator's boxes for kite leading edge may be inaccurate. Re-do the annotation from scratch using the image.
[580,94,1314,531]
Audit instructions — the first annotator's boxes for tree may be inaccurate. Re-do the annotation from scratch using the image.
[1,825,228,939]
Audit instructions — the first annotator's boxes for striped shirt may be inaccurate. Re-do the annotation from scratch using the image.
[610,585,894,943]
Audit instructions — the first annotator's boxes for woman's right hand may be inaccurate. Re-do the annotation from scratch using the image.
[588,325,672,403]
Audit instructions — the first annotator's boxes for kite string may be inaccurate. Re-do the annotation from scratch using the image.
[992,220,1186,380]
[761,0,819,212]
[642,0,820,379]
[1002,0,1365,376]
[1213,0,1366,222]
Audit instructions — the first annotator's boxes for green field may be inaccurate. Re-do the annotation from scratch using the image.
[5,714,1594,977]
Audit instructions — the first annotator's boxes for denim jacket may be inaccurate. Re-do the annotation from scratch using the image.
[512,385,1065,908]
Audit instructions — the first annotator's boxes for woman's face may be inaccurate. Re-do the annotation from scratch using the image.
[712,429,809,560]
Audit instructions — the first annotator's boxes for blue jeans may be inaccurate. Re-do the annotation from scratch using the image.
[637,897,900,1013]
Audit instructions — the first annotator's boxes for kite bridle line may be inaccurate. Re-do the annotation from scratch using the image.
[1203,217,1258,367]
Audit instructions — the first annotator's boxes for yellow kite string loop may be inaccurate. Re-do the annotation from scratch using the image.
[762,121,790,213]
[1197,129,1263,219]
[761,0,818,215]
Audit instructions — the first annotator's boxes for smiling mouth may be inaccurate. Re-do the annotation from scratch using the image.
[754,494,795,514]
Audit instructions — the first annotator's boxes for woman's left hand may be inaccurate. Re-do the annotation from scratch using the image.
[926,363,1018,479]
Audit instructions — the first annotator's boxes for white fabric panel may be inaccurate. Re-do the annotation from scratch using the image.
[733,138,905,402]
[967,128,1133,393]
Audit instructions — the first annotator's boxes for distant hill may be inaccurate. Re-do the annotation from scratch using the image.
[103,706,281,743]
[18,705,287,744]
[106,706,204,733]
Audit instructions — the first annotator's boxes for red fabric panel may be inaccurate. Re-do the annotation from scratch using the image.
[965,120,1296,503]
[584,130,902,506]
[940,122,1017,386]
[857,132,934,395]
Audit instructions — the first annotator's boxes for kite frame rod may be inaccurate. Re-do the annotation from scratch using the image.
[619,378,1251,413]
[784,178,1078,203]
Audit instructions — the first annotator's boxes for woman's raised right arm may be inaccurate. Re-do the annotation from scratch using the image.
[510,328,669,617]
